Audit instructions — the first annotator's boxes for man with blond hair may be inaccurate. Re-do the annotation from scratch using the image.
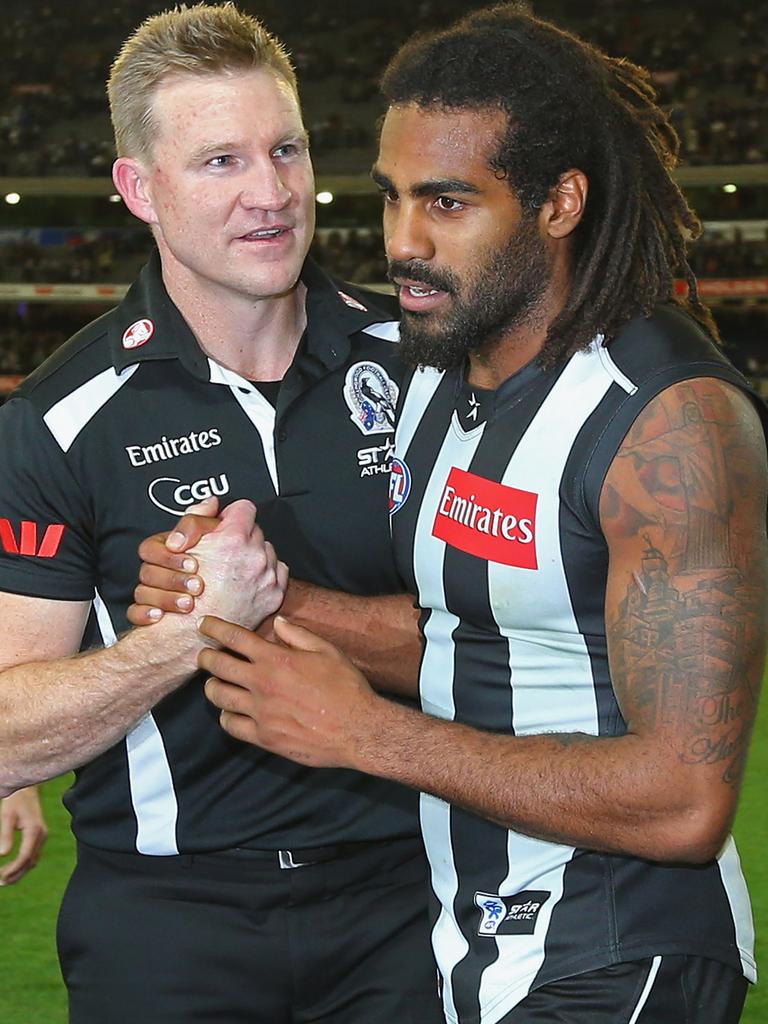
[0,5,440,1022]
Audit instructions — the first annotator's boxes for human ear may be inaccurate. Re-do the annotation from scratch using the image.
[112,157,158,226]
[539,169,587,239]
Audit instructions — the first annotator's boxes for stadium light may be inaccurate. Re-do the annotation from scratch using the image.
[108,194,123,203]
[316,191,334,205]
[4,192,21,205]
[723,184,738,194]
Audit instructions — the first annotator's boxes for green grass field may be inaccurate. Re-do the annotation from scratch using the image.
[1,697,766,1023]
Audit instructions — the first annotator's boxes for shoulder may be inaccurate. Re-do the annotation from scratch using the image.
[604,304,745,392]
[15,308,116,412]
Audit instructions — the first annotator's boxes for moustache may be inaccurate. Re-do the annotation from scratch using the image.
[387,260,458,295]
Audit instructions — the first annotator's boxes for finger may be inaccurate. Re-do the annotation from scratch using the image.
[0,806,13,856]
[135,585,195,613]
[218,710,264,748]
[166,507,222,552]
[198,615,264,655]
[138,562,204,597]
[137,535,198,573]
[198,644,269,687]
[1,826,41,883]
[126,603,164,626]
[204,676,257,715]
[272,615,340,656]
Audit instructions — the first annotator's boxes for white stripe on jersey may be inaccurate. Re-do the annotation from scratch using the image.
[362,320,400,342]
[627,955,662,1024]
[717,837,757,982]
[208,359,279,492]
[394,366,444,461]
[478,348,614,1020]
[43,364,139,452]
[93,589,180,856]
[597,340,638,395]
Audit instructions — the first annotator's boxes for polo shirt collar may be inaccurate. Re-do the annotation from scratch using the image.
[109,249,398,380]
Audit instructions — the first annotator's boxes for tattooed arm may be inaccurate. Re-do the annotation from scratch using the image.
[197,377,767,862]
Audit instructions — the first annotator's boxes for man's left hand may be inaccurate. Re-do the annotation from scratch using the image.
[0,786,49,885]
[199,616,377,769]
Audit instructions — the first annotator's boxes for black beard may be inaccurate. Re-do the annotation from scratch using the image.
[391,216,550,372]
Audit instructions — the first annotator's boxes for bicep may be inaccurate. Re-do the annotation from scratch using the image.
[600,377,767,791]
[0,592,91,671]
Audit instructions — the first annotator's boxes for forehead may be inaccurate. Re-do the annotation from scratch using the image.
[377,103,508,186]
[151,68,303,142]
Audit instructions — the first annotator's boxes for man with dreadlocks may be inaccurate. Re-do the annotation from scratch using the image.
[131,5,766,1022]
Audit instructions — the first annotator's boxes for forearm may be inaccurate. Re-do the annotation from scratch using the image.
[279,580,422,696]
[354,699,724,862]
[0,617,199,795]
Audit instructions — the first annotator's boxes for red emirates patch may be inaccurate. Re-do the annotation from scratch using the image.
[122,318,154,349]
[432,468,538,568]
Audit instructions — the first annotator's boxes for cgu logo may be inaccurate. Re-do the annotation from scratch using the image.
[148,474,230,516]
[0,519,66,558]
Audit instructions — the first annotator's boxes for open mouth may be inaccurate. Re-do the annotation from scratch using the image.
[239,227,291,241]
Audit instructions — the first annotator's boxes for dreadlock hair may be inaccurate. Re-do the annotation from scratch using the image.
[380,3,719,367]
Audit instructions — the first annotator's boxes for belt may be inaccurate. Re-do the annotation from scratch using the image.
[227,840,382,870]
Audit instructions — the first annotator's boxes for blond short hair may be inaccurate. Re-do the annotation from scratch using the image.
[108,2,298,160]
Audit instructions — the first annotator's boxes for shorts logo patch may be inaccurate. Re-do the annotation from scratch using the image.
[389,458,411,514]
[337,290,368,312]
[122,318,154,349]
[148,473,230,516]
[343,362,398,435]
[433,468,538,568]
[0,518,66,558]
[475,890,550,937]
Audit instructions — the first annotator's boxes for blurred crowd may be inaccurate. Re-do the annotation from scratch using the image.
[1,0,766,176]
[1,226,765,290]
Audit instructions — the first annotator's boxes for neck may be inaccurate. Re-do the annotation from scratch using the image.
[160,261,307,382]
[467,260,571,390]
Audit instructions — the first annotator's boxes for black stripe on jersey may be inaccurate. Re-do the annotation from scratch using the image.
[559,380,627,738]
[445,370,566,1021]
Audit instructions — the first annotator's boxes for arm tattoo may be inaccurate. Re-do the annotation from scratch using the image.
[604,379,766,787]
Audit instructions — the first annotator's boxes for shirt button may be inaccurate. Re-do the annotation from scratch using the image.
[277,429,287,442]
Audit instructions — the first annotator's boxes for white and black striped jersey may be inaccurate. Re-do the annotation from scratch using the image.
[0,253,415,854]
[390,306,761,1024]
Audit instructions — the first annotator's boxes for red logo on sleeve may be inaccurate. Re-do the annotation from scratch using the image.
[0,519,66,558]
[432,468,538,568]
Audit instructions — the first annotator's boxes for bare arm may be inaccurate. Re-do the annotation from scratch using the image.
[199,378,767,863]
[0,501,287,795]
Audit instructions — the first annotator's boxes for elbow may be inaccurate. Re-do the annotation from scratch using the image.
[652,805,733,864]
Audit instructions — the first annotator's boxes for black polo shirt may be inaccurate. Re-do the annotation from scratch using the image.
[0,253,417,854]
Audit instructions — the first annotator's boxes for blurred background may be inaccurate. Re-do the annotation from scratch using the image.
[0,0,766,397]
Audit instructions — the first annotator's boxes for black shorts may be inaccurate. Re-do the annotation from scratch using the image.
[57,837,443,1024]
[499,955,748,1024]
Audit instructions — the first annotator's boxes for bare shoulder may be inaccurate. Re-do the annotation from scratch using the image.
[599,377,767,797]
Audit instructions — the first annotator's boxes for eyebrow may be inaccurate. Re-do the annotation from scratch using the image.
[371,166,481,198]
[189,130,310,162]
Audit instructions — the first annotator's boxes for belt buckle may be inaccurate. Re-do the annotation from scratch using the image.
[278,849,315,870]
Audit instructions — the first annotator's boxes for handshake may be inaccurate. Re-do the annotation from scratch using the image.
[129,496,379,772]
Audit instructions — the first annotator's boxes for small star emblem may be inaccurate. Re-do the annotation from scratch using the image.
[466,392,480,422]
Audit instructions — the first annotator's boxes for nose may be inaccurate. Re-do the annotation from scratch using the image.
[239,159,292,212]
[384,204,435,264]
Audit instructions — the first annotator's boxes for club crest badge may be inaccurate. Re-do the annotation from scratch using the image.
[122,318,154,349]
[343,362,398,435]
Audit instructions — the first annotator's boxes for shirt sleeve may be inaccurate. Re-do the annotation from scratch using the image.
[0,396,96,600]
